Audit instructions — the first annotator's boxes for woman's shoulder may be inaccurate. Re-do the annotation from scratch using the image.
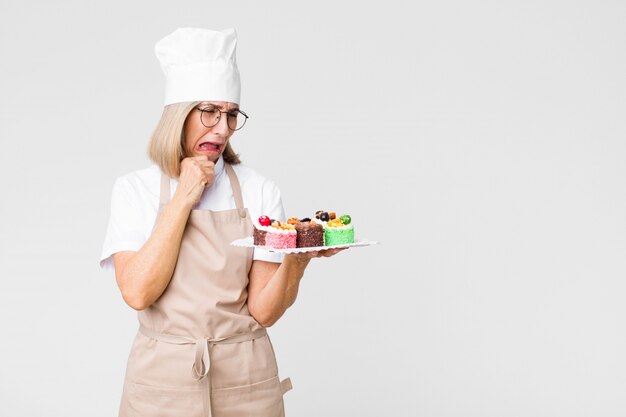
[112,164,161,200]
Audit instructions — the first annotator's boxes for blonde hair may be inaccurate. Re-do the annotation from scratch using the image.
[147,101,241,178]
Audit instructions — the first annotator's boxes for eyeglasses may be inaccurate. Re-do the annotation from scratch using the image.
[195,106,249,131]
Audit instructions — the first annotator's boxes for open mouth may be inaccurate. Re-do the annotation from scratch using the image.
[196,141,222,152]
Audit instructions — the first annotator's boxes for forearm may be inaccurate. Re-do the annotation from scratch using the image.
[252,256,310,327]
[121,196,192,309]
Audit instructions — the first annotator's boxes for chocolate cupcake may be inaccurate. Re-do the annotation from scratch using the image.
[295,220,325,247]
[254,215,272,246]
[253,227,268,246]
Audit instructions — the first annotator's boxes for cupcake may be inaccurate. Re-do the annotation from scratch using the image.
[323,214,354,246]
[265,220,297,249]
[295,218,325,247]
[253,215,272,246]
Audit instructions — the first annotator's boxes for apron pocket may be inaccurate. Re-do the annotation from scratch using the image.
[211,375,286,417]
[122,380,203,417]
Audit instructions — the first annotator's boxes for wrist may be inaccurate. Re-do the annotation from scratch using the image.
[283,254,311,271]
[170,194,194,212]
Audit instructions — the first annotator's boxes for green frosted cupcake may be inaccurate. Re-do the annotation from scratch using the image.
[324,215,354,246]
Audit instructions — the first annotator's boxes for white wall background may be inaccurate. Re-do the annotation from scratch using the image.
[1,1,625,416]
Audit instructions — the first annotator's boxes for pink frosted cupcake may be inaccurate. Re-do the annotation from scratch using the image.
[265,221,297,249]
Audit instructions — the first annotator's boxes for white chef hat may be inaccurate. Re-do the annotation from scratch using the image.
[155,27,241,106]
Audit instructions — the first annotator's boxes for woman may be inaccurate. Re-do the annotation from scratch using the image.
[99,28,344,417]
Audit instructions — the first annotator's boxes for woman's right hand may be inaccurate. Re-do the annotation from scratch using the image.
[174,156,215,206]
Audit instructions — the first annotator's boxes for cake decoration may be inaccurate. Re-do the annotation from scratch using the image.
[324,213,354,246]
[265,220,297,249]
[253,215,272,246]
[295,219,325,248]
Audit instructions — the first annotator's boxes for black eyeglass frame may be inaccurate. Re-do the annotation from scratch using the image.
[194,106,249,131]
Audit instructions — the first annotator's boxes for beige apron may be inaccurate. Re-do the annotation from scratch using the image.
[118,164,292,417]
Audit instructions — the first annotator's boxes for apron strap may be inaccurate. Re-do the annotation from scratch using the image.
[224,163,247,218]
[280,377,293,394]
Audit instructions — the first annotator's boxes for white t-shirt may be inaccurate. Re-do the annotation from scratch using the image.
[99,156,285,272]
